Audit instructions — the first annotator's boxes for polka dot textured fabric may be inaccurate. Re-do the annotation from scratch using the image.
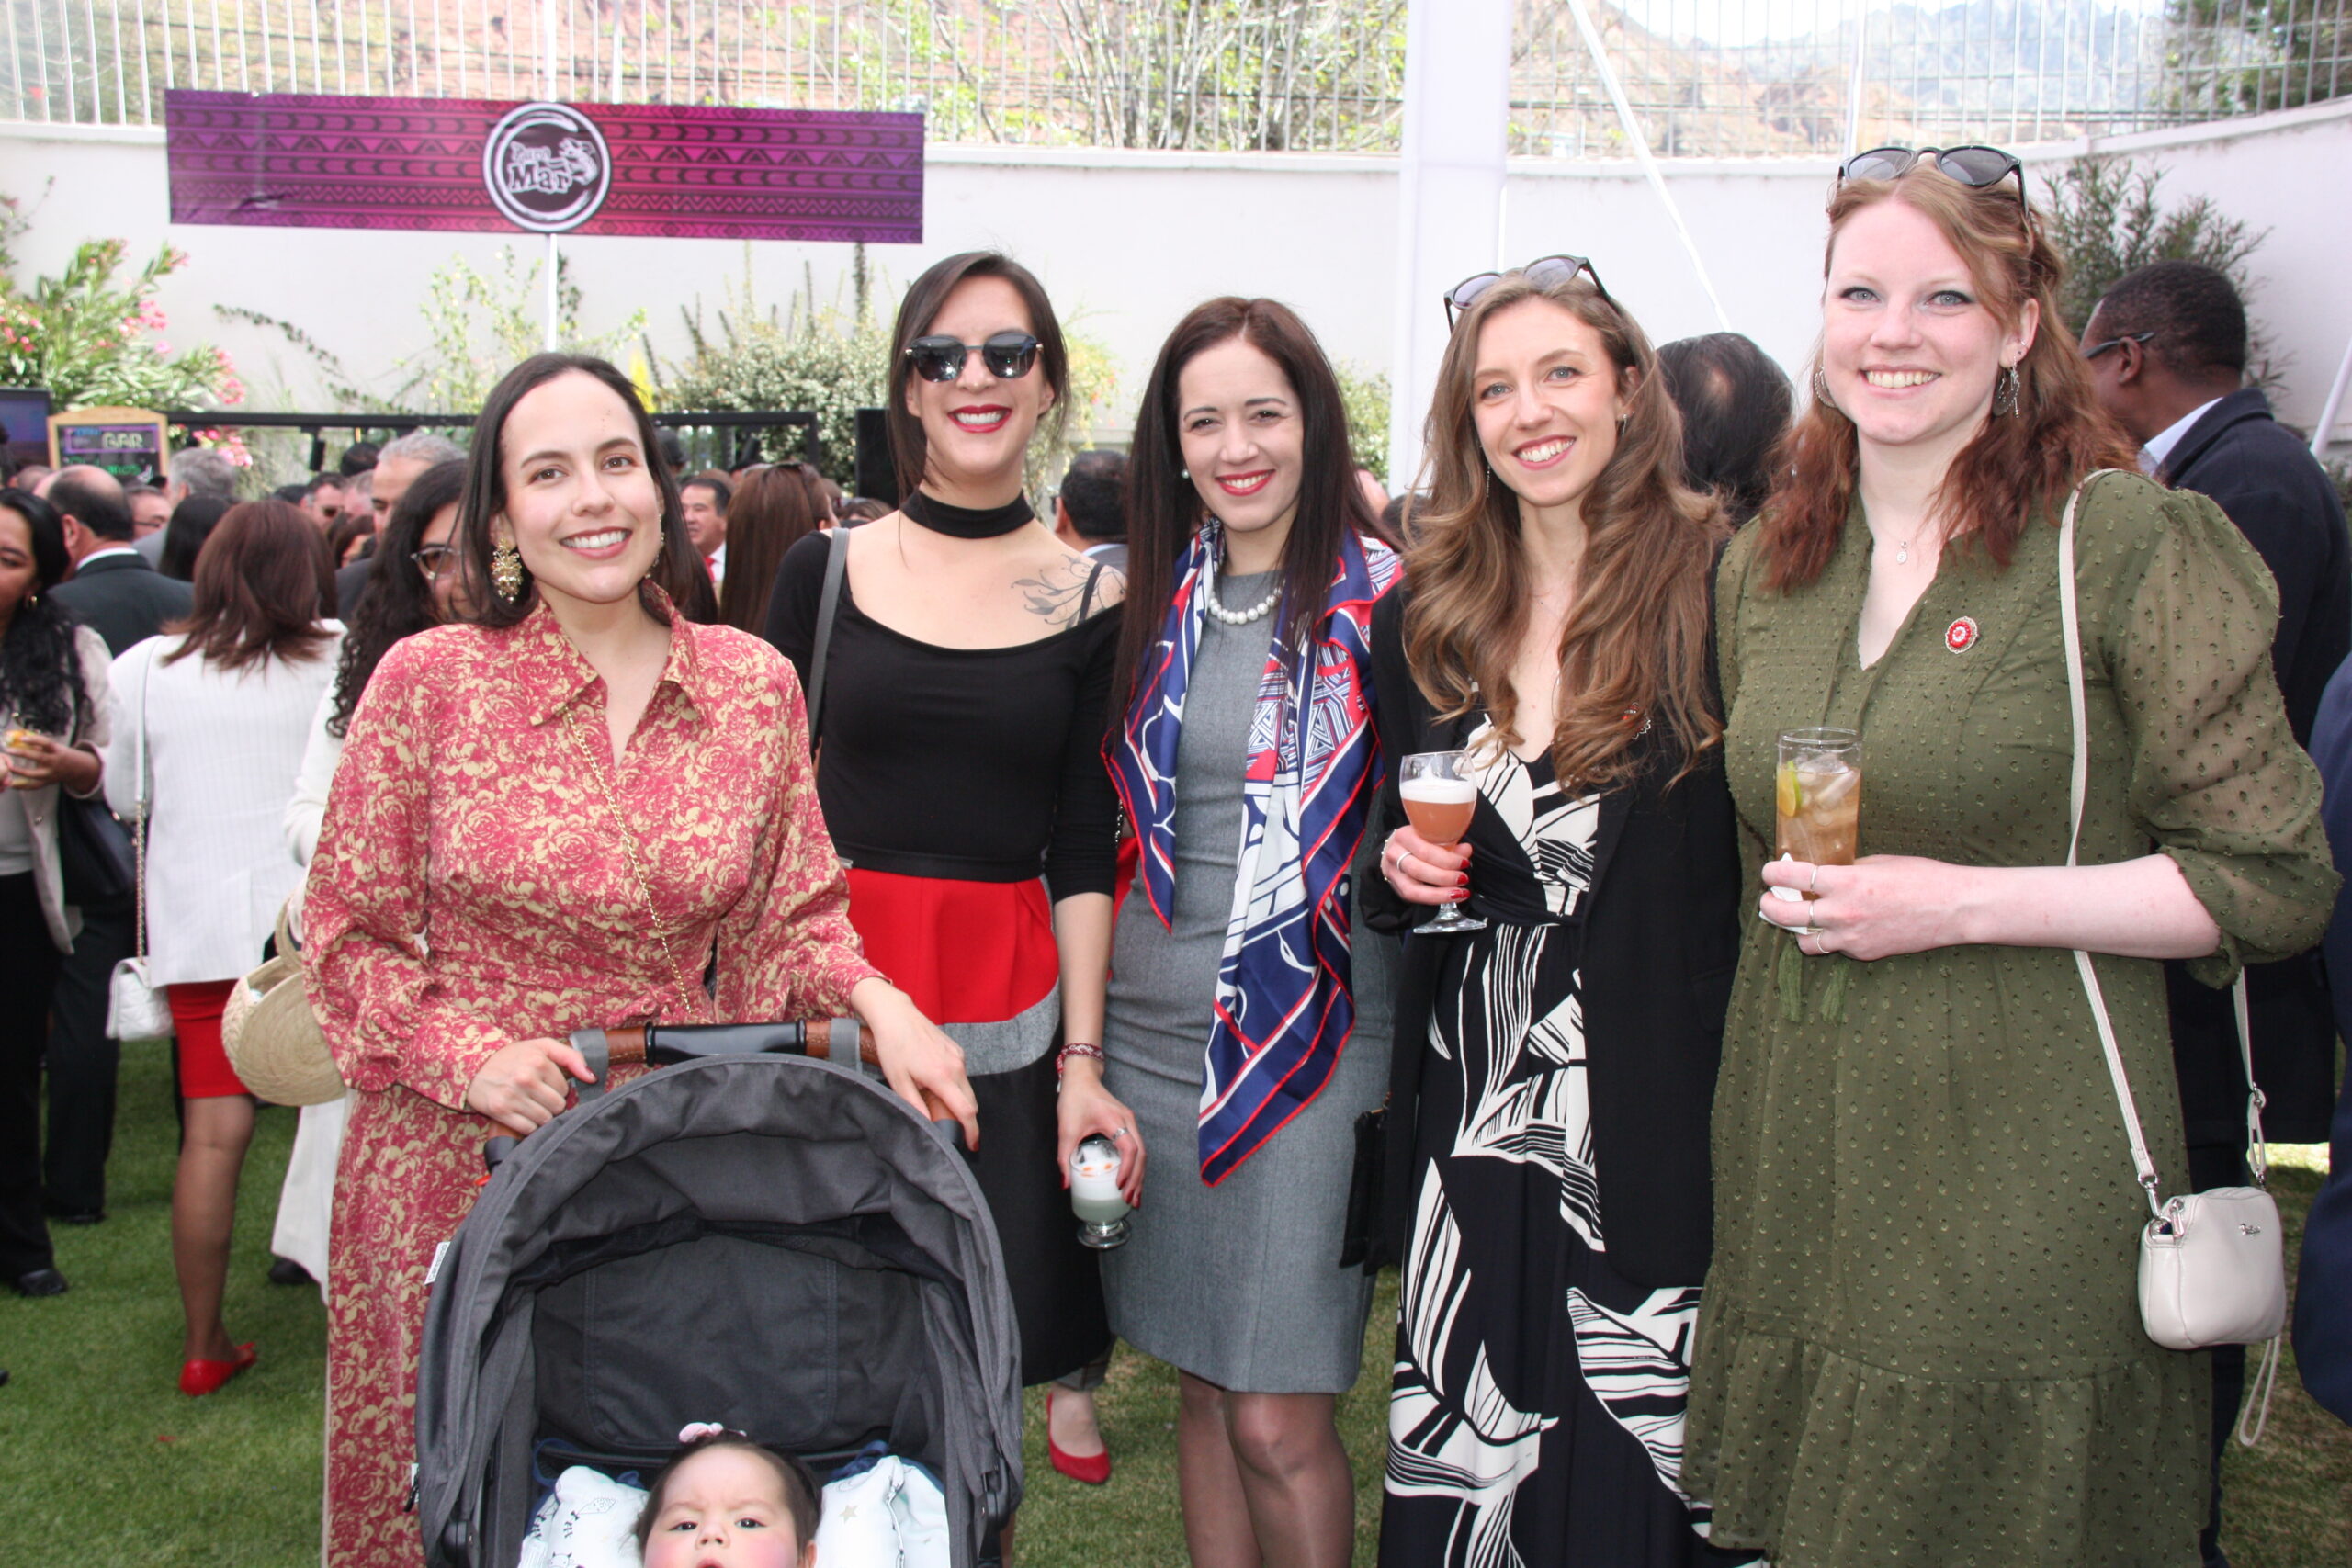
[1685,472,2338,1567]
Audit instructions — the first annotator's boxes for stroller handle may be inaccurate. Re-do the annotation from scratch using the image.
[596,1018,854,1068]
[571,1019,961,1129]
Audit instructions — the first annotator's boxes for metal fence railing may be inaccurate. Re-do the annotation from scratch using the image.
[4,0,2346,155]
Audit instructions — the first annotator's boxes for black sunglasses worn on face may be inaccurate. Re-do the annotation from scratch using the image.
[1444,254,1614,328]
[903,332,1043,384]
[2082,329,2158,362]
[1839,144,2028,215]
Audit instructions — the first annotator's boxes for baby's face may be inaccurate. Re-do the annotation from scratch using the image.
[641,1447,810,1568]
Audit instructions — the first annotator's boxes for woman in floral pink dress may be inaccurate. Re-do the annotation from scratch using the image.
[302,355,976,1566]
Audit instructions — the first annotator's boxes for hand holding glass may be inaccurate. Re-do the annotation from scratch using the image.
[1070,1134,1132,1250]
[1773,728,1860,933]
[1401,750,1487,935]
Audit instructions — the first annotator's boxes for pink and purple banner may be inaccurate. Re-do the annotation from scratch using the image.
[164,90,923,243]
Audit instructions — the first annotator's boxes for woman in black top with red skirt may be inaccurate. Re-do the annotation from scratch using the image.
[763,252,1137,1482]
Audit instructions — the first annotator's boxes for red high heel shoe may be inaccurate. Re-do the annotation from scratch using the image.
[1045,1388,1111,1484]
[178,1343,257,1397]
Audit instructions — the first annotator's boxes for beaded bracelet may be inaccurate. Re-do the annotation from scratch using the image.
[1056,1042,1106,1083]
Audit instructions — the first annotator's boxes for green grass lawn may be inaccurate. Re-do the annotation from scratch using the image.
[5,1046,2346,1566]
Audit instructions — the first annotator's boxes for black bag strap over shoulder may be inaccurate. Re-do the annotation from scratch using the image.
[807,525,852,739]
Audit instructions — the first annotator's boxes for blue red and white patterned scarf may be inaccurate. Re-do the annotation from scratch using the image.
[1108,521,1401,1184]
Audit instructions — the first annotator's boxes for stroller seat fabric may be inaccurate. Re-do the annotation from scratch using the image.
[516,1466,643,1568]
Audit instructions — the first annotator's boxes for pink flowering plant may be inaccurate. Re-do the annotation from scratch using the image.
[0,189,243,411]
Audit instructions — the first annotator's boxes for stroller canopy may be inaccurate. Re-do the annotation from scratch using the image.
[414,1055,1023,1568]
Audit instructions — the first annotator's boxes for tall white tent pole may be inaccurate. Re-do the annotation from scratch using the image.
[1385,0,1513,492]
[543,0,560,353]
[1561,0,1731,331]
[1844,7,1871,156]
[2314,331,2352,460]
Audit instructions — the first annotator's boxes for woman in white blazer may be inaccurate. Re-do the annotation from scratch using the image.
[272,457,468,1292]
[0,488,113,1301]
[107,500,342,1395]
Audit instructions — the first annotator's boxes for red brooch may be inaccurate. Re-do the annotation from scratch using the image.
[1945,616,1979,653]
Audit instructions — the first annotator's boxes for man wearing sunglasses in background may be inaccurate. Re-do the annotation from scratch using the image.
[2085,257,2351,1568]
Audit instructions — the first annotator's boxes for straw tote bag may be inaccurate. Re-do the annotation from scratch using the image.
[2053,473,2287,1435]
[223,902,345,1107]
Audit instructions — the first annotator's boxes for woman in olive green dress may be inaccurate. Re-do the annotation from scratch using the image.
[1687,150,2338,1567]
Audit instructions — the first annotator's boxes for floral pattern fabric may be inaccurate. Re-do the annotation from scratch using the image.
[302,604,880,1567]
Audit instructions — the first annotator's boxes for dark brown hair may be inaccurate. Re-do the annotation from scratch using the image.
[718,467,825,635]
[163,500,338,672]
[1403,273,1727,789]
[458,354,701,627]
[1758,166,2138,591]
[633,1430,820,1552]
[328,458,467,738]
[1117,297,1379,718]
[884,252,1069,500]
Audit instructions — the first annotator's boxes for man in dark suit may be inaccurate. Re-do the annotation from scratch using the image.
[2086,260,2352,1567]
[42,468,195,1227]
[2298,656,2352,1430]
[50,467,195,657]
[1049,448,1128,574]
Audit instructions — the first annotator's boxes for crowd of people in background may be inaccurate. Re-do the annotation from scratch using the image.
[4,144,2352,1568]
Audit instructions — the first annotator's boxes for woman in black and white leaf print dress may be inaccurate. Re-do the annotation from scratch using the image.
[1365,259,1754,1566]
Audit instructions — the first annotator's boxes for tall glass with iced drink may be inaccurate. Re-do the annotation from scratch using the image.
[1400,750,1487,935]
[1775,728,1861,914]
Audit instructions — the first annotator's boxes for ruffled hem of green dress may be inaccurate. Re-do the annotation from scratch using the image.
[1685,1320,2206,1568]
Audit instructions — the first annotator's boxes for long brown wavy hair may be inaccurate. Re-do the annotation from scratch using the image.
[1758,165,2138,591]
[1403,273,1727,790]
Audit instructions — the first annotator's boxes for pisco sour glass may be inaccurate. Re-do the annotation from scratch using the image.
[1069,1134,1131,1250]
[1772,727,1861,934]
[1400,750,1487,935]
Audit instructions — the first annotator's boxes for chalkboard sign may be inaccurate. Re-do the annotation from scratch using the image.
[48,406,170,484]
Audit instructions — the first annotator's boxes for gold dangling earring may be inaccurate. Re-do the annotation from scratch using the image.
[491,539,525,603]
[1993,363,2022,417]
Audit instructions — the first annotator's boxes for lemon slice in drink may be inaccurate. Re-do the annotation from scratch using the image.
[1776,761,1803,817]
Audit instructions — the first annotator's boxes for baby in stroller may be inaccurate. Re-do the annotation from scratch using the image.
[524,1421,950,1568]
[638,1426,820,1568]
[639,1429,823,1568]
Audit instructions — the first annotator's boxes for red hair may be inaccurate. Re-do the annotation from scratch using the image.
[1757,166,2137,592]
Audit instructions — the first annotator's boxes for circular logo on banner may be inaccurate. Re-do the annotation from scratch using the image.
[482,102,612,232]
[1945,616,1980,653]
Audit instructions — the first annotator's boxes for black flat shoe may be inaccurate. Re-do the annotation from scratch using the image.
[12,1269,68,1298]
[266,1257,314,1287]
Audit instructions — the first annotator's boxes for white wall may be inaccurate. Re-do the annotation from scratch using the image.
[5,95,2347,455]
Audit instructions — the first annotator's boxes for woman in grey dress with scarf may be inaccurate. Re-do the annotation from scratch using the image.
[1103,296,1400,1568]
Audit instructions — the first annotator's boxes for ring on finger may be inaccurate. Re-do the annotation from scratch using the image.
[1807,864,1821,894]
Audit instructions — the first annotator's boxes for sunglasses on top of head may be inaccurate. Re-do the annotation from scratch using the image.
[1443,254,1613,329]
[902,331,1043,384]
[1838,145,2029,217]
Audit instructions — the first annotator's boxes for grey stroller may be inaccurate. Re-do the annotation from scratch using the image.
[413,1023,1023,1567]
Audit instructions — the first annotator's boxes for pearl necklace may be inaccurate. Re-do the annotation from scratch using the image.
[1201,556,1281,626]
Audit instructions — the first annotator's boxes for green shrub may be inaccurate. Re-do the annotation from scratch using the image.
[0,186,243,412]
[2039,156,2276,383]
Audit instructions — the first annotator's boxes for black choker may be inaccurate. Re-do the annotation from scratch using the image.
[902,490,1035,539]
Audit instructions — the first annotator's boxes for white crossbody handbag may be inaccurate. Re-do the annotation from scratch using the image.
[105,650,174,1043]
[2056,473,2285,1440]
